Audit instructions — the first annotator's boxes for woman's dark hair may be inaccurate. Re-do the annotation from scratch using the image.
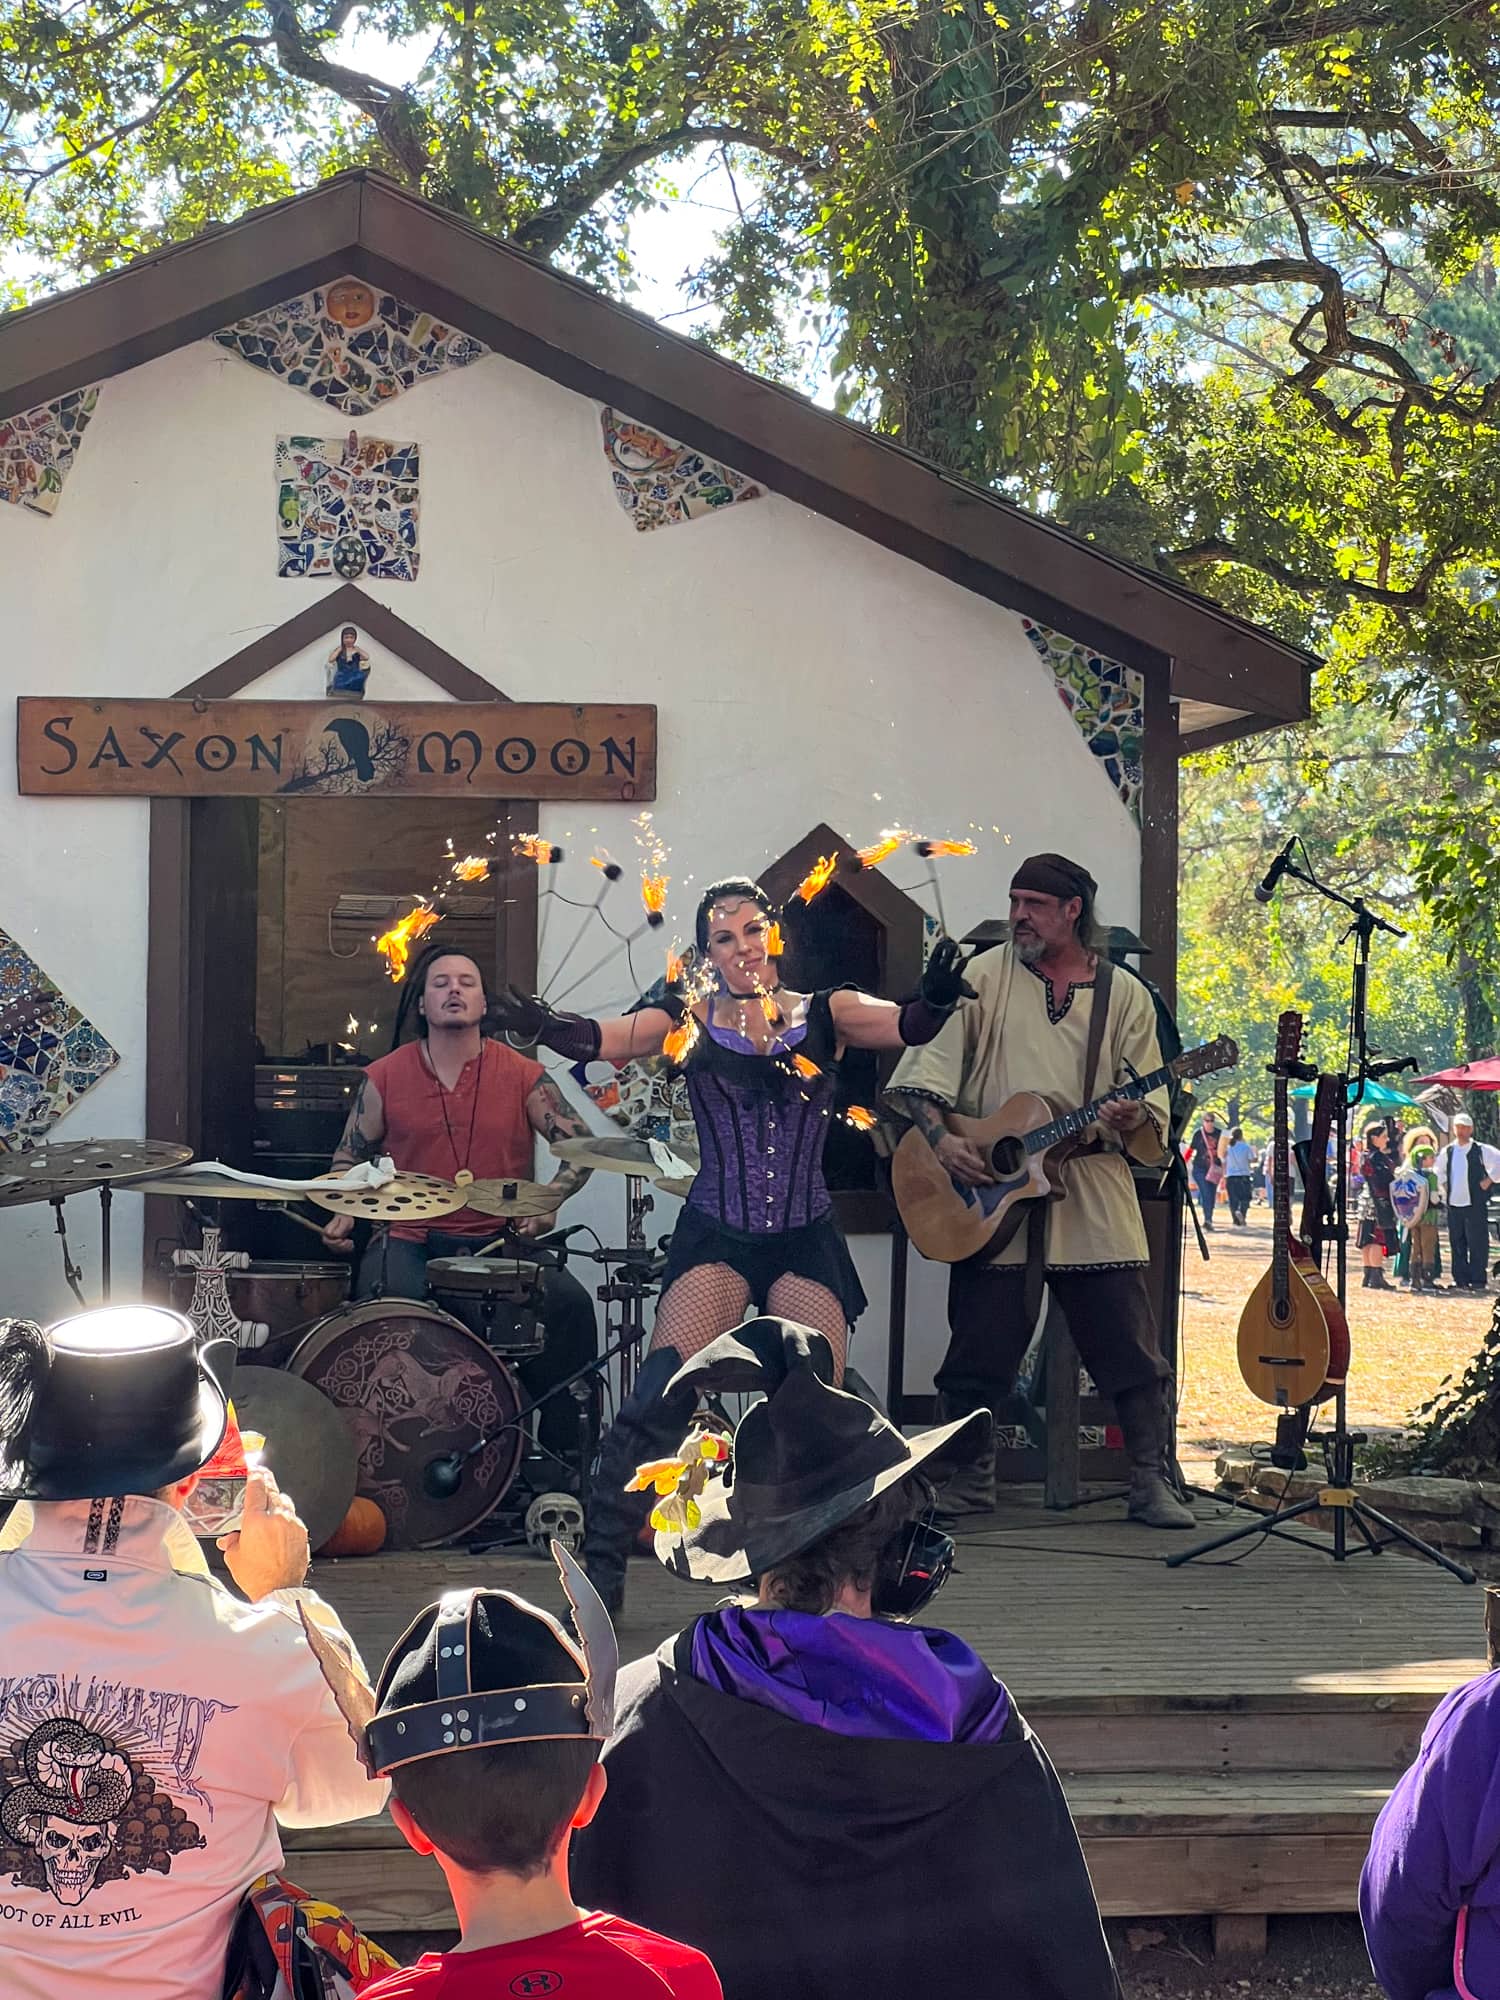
[1230,1126,1243,1144]
[390,1736,598,1878]
[391,944,490,1047]
[340,625,358,644]
[756,1475,925,1615]
[1364,1118,1391,1141]
[694,877,777,955]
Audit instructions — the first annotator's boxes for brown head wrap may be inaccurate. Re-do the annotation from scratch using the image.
[1009,852,1098,904]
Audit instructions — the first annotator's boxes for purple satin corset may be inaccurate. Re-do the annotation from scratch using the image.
[686,1014,836,1234]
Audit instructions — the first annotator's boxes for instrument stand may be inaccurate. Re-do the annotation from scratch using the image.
[1169,849,1474,1585]
[50,1198,86,1308]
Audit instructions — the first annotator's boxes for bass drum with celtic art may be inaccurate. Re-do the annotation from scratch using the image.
[288,1300,525,1549]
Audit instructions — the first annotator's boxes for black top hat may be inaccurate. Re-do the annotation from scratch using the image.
[0,1307,235,1503]
[652,1318,991,1586]
[366,1545,617,1777]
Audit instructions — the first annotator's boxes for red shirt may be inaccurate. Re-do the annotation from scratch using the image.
[365,1037,544,1241]
[363,1914,723,1998]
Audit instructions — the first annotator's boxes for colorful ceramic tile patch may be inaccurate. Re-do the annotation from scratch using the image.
[0,387,100,517]
[0,930,120,1151]
[276,432,420,581]
[602,408,762,532]
[1021,617,1144,821]
[216,277,486,415]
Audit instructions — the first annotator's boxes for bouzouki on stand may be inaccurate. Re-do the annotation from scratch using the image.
[892,1037,1239,1266]
[1235,1012,1350,1410]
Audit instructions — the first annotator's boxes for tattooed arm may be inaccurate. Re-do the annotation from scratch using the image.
[525,1074,595,1223]
[886,1087,995,1188]
[320,1075,387,1250]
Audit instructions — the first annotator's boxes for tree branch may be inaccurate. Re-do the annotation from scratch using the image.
[1171,534,1459,607]
[265,0,432,184]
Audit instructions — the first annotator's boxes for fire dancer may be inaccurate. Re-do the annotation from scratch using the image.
[488,875,975,1613]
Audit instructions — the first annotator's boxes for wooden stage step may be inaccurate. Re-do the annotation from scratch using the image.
[291,1484,1486,1933]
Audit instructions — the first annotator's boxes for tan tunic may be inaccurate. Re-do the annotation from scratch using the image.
[889,944,1169,1268]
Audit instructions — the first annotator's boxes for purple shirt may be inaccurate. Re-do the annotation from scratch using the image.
[1362,1671,1500,2000]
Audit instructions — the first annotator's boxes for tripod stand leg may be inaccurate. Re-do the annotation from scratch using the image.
[1353,1500,1477,1585]
[1349,1506,1384,1556]
[1165,1492,1329,1567]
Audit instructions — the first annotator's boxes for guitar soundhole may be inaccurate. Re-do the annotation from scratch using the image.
[990,1135,1025,1176]
[1270,1301,1293,1330]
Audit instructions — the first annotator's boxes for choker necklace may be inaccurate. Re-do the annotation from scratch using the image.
[721,981,782,1000]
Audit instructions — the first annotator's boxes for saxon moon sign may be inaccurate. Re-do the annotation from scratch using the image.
[17,700,656,802]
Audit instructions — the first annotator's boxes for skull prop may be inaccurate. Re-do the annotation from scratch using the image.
[525,1491,585,1558]
[37,1818,115,1905]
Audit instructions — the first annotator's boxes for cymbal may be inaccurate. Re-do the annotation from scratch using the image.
[130,1171,308,1201]
[304,1172,468,1221]
[3,1138,193,1191]
[0,1175,65,1208]
[550,1135,700,1178]
[654,1174,697,1200]
[225,1368,358,1554]
[462,1177,565,1220]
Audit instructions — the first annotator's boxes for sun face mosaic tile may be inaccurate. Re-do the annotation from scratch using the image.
[215,277,486,415]
[1021,617,1145,821]
[602,408,762,532]
[276,432,420,581]
[0,387,100,517]
[0,930,120,1151]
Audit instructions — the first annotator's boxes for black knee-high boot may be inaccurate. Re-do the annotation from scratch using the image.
[582,1346,697,1616]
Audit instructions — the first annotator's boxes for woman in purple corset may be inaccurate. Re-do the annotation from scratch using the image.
[491,876,973,1611]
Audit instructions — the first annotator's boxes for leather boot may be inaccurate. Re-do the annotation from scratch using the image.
[1115,1380,1196,1530]
[931,1389,997,1517]
[582,1346,697,1617]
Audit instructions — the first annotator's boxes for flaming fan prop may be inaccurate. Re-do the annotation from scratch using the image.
[374,902,442,981]
[855,827,980,943]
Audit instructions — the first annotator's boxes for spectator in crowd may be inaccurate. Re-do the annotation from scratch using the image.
[1357,1119,1398,1290]
[1187,1111,1226,1230]
[1361,1665,1500,2000]
[0,1306,387,2000]
[1433,1114,1500,1295]
[1221,1126,1255,1226]
[572,1319,1122,2000]
[363,1557,720,2000]
[1396,1130,1442,1293]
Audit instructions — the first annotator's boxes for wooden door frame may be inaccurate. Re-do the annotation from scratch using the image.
[143,590,534,1283]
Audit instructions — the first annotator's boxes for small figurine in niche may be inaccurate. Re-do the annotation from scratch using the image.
[326,625,372,698]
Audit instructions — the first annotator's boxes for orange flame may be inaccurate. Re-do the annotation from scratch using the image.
[922,838,978,859]
[765,921,785,956]
[642,871,669,917]
[449,854,490,882]
[513,833,556,866]
[856,828,914,869]
[759,990,781,1024]
[844,1104,877,1131]
[792,1053,821,1079]
[795,854,838,904]
[375,903,441,982]
[666,953,684,984]
[662,1016,699,1064]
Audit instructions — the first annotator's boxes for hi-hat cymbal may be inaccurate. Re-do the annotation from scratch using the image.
[4,1138,193,1190]
[550,1135,700,1177]
[304,1173,468,1221]
[0,1175,64,1208]
[462,1177,565,1220]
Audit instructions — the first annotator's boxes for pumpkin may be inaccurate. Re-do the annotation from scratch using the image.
[318,1495,387,1558]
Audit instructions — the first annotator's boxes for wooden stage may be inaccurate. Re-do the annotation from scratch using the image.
[287,1482,1487,1946]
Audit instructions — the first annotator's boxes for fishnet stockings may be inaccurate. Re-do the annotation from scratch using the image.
[651,1265,847,1381]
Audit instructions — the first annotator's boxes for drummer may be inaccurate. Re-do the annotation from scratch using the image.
[320,946,599,1473]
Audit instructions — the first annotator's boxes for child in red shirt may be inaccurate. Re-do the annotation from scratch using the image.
[359,1559,719,2000]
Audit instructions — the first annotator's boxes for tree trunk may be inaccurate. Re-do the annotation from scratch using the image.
[1458,951,1499,1143]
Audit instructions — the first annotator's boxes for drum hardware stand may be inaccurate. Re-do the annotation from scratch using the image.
[1169,848,1473,1584]
[49,1197,86,1308]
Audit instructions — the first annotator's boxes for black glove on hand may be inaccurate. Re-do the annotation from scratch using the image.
[921,937,978,1013]
[487,986,602,1061]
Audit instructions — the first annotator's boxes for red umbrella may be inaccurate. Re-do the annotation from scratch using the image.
[1414,1059,1500,1091]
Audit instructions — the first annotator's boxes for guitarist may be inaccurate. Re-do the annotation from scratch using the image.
[889,852,1193,1530]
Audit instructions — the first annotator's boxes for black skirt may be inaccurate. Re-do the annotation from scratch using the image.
[660,1203,869,1327]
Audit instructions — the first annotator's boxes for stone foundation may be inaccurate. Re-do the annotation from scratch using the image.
[1215,1450,1500,1574]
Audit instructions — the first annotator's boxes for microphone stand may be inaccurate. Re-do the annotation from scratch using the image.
[1168,843,1474,1584]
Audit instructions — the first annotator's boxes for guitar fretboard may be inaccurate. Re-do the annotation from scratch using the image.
[1021,1063,1174,1156]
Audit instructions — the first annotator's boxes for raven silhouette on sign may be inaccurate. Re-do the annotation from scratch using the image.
[323,716,375,783]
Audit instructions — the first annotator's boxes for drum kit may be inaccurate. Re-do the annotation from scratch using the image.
[0,1129,698,1554]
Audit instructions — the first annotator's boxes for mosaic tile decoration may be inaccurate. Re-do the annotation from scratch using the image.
[0,387,100,517]
[0,930,120,1151]
[602,408,762,532]
[215,277,486,415]
[1021,617,1144,822]
[276,432,420,581]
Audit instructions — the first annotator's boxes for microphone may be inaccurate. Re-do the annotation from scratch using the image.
[1254,837,1297,905]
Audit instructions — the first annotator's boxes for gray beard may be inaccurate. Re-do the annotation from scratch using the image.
[1013,932,1046,965]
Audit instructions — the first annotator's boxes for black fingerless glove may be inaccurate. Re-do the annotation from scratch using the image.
[897,938,977,1046]
[489,985,602,1062]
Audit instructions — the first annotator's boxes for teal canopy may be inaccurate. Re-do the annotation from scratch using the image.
[1289,1077,1424,1109]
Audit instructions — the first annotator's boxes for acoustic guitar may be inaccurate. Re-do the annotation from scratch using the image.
[1236,1013,1350,1408]
[892,1036,1239,1265]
